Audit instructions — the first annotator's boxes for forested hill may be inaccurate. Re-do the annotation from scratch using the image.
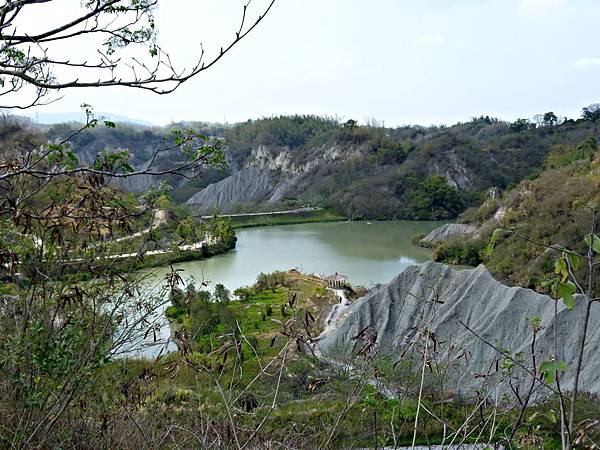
[430,130,600,293]
[19,106,600,220]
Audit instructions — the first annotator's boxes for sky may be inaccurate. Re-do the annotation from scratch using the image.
[19,0,600,126]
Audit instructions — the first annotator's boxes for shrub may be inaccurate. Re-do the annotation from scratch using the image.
[432,240,484,266]
[459,199,500,224]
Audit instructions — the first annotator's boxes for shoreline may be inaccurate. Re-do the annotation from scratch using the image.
[228,209,452,230]
[229,208,346,229]
[57,236,237,281]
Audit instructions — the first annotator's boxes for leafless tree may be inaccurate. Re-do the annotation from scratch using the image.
[0,0,276,109]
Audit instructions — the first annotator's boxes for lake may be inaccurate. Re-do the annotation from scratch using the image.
[147,220,440,291]
[132,221,440,357]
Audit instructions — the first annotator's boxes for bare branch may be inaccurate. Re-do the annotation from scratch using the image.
[0,0,277,109]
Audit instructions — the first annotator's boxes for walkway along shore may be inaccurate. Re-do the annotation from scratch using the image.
[71,236,219,262]
[198,206,320,219]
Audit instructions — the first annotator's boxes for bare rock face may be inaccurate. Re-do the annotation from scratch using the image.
[186,167,276,213]
[114,173,161,192]
[421,223,477,243]
[152,209,172,228]
[430,151,472,190]
[485,186,501,202]
[247,146,303,175]
[316,261,600,396]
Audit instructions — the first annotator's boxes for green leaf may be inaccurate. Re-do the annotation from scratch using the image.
[541,278,557,290]
[65,151,78,170]
[567,252,581,271]
[539,360,568,385]
[557,281,577,309]
[486,228,503,256]
[585,234,600,254]
[593,235,600,254]
[501,358,514,373]
[103,120,116,128]
[554,257,568,282]
[528,410,557,424]
[529,316,542,331]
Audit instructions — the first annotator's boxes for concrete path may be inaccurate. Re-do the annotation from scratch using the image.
[198,206,320,219]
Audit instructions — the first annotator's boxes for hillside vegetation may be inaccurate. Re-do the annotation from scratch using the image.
[431,132,600,293]
[35,107,600,220]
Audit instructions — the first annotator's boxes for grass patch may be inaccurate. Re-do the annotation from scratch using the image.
[230,208,346,229]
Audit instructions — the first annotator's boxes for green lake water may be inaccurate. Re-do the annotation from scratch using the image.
[147,221,440,291]
[133,221,440,357]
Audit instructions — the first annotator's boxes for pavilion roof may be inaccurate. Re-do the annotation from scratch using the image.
[324,273,348,282]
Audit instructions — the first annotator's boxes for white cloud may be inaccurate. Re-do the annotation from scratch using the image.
[417,34,444,47]
[518,0,569,16]
[573,57,600,69]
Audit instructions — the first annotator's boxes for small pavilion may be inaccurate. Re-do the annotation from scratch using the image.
[324,272,348,288]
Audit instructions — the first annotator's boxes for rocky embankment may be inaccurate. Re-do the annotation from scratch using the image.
[317,261,600,396]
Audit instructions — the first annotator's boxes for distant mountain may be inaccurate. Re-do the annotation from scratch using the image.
[29,112,156,127]
[180,113,600,220]
[14,108,600,223]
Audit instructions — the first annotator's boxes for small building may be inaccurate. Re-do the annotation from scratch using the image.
[324,272,348,288]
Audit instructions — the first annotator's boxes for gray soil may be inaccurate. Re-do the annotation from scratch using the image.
[317,261,600,397]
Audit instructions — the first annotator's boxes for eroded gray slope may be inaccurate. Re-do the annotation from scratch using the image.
[317,261,600,395]
[186,167,276,213]
[421,223,477,243]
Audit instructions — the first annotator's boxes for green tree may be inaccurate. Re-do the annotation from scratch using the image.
[176,218,196,242]
[207,216,235,242]
[582,104,600,122]
[407,175,463,220]
[543,111,558,127]
[234,287,253,302]
[214,283,231,303]
[343,119,358,129]
[510,118,531,132]
[576,136,598,161]
[256,273,268,292]
[189,291,217,338]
